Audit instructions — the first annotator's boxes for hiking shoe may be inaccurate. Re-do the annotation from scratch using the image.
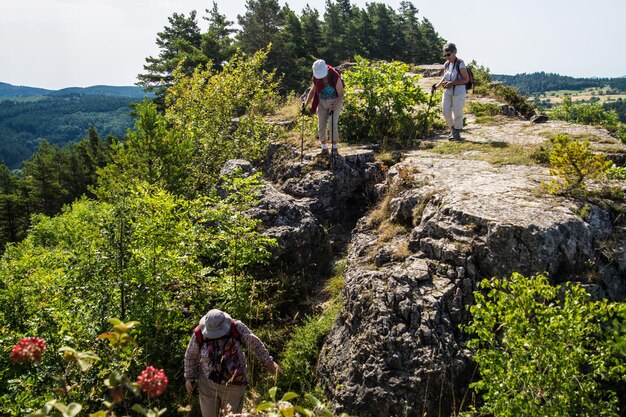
[331,147,340,157]
[447,129,455,139]
[452,129,462,140]
[319,148,329,157]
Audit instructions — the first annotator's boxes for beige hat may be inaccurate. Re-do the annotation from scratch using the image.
[199,309,232,339]
[312,59,328,79]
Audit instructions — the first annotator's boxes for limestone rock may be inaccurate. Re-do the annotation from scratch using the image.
[318,152,625,417]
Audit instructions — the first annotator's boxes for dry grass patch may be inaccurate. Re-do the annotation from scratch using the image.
[391,240,412,261]
[426,141,547,166]
[367,193,393,228]
[378,220,409,242]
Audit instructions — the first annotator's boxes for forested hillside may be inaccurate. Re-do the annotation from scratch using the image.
[0,82,148,98]
[494,72,626,95]
[0,95,135,168]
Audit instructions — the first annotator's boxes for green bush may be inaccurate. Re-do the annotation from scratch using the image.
[0,178,277,414]
[340,56,430,148]
[550,96,623,133]
[544,133,611,195]
[489,83,536,119]
[461,273,626,417]
[467,60,492,96]
[467,101,502,123]
[166,47,280,190]
[606,163,626,180]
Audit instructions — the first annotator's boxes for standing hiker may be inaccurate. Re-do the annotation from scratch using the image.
[302,59,344,157]
[184,309,281,417]
[433,43,470,140]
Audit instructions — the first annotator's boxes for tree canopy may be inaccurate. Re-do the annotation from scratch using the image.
[137,0,446,94]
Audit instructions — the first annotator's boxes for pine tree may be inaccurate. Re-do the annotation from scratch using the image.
[22,141,66,216]
[300,5,324,59]
[397,1,427,64]
[366,3,400,61]
[0,163,26,249]
[322,0,344,64]
[137,11,207,103]
[274,6,310,92]
[420,18,445,63]
[237,0,284,54]
[202,2,236,69]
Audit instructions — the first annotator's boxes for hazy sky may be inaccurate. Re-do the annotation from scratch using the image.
[1,0,624,89]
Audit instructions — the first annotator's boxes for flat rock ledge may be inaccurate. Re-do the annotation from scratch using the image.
[319,151,625,417]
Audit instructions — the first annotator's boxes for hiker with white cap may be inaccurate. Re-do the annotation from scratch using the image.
[184,309,280,417]
[302,59,344,157]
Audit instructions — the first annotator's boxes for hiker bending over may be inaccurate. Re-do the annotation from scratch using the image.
[302,59,344,157]
[433,43,470,141]
[184,309,280,417]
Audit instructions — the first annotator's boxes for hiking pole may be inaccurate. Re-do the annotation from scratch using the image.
[329,109,335,167]
[422,84,437,138]
[299,88,311,163]
[300,104,305,163]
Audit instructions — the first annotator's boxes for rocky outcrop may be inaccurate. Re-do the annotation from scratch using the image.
[318,152,626,417]
[265,145,385,253]
[223,148,384,285]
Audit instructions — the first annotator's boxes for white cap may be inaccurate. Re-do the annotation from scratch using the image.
[312,59,328,79]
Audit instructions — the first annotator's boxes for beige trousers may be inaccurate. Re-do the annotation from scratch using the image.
[442,91,466,130]
[316,99,342,144]
[198,374,245,417]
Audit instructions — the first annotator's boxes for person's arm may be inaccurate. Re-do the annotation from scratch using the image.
[331,78,344,111]
[302,83,315,114]
[433,75,445,90]
[235,321,281,375]
[183,333,201,394]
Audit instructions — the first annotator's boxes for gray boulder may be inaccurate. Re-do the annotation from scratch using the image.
[318,152,625,417]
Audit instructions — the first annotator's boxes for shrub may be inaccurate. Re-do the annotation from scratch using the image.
[467,101,501,123]
[489,83,536,119]
[606,163,626,180]
[461,273,626,417]
[340,56,429,148]
[550,96,622,134]
[166,47,280,190]
[544,134,612,195]
[467,60,492,96]
[467,101,501,118]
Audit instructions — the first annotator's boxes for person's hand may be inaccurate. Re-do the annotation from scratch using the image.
[185,380,195,395]
[431,84,438,93]
[271,361,282,375]
[300,102,307,115]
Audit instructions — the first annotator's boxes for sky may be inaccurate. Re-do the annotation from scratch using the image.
[1,0,625,90]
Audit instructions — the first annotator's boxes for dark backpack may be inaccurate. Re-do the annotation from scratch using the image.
[329,66,346,89]
[194,321,246,385]
[445,59,474,92]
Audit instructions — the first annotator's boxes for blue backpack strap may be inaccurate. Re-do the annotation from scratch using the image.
[194,325,204,347]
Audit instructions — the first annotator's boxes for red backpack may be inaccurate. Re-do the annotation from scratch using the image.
[194,321,246,385]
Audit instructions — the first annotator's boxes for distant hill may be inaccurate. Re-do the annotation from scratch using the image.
[0,82,50,97]
[493,72,626,95]
[0,82,150,99]
[0,94,139,169]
